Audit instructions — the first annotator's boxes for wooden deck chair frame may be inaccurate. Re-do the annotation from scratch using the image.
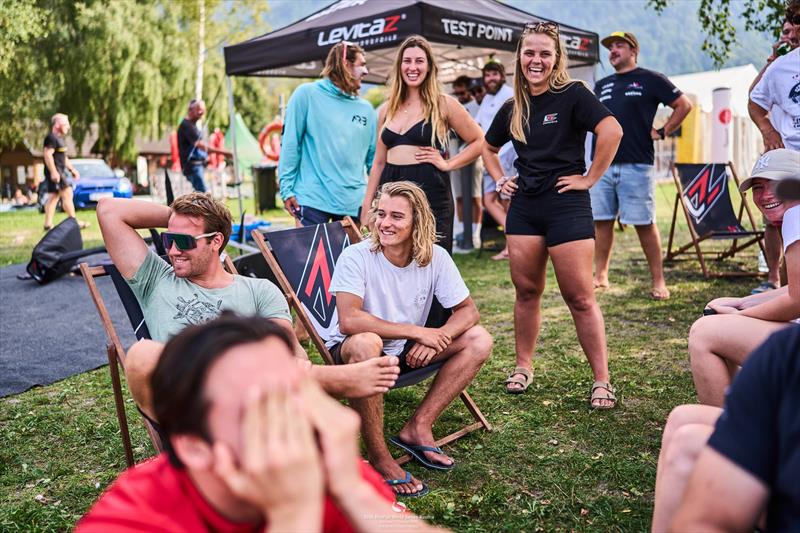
[665,161,765,278]
[250,218,491,465]
[79,254,238,468]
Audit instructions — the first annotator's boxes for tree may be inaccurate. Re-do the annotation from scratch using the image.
[647,0,788,66]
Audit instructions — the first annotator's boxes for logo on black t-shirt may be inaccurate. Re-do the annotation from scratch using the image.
[542,113,558,125]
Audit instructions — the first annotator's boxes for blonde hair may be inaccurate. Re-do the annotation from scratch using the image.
[321,42,365,96]
[368,181,437,267]
[384,36,449,149]
[51,113,68,126]
[510,24,577,142]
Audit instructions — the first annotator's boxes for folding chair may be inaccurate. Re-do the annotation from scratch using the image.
[666,162,765,277]
[80,248,239,468]
[251,218,492,465]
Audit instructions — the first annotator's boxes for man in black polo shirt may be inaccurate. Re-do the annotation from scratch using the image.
[590,32,692,300]
[177,99,229,193]
[42,113,85,231]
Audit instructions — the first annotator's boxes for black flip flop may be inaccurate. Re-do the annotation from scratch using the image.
[389,436,455,471]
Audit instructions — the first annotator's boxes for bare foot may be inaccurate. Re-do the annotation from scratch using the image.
[372,458,426,496]
[593,277,609,290]
[312,356,400,399]
[491,247,509,261]
[650,286,670,300]
[397,426,454,468]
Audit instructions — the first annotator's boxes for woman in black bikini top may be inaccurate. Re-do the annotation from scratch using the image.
[361,35,483,254]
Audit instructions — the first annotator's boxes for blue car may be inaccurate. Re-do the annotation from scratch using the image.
[70,158,133,208]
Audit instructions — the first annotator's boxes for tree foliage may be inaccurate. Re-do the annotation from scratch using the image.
[0,0,289,164]
[648,0,787,66]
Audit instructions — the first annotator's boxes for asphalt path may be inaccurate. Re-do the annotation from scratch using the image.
[0,258,135,397]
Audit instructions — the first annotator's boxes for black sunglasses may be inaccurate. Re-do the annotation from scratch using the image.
[161,231,219,251]
[524,21,559,33]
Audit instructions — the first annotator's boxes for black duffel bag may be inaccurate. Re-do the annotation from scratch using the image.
[26,217,83,284]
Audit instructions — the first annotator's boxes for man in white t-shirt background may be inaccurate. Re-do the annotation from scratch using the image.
[327,181,492,498]
[475,61,516,260]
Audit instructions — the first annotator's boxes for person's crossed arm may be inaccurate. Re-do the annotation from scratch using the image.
[97,198,171,279]
[405,296,479,368]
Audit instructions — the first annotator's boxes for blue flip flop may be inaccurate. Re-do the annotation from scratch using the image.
[385,470,429,498]
[389,436,455,471]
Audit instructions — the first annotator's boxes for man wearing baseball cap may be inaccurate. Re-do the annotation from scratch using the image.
[590,31,693,300]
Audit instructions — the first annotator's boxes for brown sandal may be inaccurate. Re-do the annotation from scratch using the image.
[505,367,533,394]
[590,381,617,409]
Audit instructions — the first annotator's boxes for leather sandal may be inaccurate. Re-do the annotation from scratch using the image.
[505,367,532,394]
[590,380,617,409]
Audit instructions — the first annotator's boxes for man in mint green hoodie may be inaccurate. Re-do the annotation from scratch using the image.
[279,42,377,226]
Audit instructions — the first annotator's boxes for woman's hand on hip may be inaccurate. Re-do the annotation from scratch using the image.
[556,174,592,193]
[414,146,450,171]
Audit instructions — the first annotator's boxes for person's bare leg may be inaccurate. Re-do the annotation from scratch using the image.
[651,417,717,532]
[688,314,788,406]
[549,239,612,407]
[764,223,782,287]
[124,339,165,420]
[44,192,59,228]
[505,235,548,391]
[340,333,424,496]
[60,187,77,218]
[397,325,492,466]
[484,191,509,259]
[635,223,669,299]
[593,220,615,288]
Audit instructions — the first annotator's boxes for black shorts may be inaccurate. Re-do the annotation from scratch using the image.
[44,175,72,193]
[505,188,595,246]
[330,339,419,373]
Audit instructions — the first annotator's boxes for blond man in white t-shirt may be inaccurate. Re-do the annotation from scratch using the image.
[327,181,492,499]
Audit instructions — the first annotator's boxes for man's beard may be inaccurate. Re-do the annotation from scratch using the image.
[486,79,504,95]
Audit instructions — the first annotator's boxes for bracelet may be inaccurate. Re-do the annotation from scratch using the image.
[495,175,510,193]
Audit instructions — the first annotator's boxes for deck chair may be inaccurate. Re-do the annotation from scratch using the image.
[666,162,765,277]
[80,247,238,468]
[251,219,492,465]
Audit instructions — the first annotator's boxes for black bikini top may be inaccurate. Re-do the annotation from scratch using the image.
[381,119,443,150]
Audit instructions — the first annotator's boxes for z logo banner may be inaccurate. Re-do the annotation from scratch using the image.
[297,225,350,330]
[683,164,727,223]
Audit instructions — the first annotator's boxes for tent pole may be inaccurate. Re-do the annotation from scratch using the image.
[226,75,244,219]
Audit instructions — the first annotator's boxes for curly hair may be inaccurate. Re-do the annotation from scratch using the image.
[368,181,438,266]
[510,23,582,142]
[384,35,449,150]
[321,41,365,96]
[170,192,232,252]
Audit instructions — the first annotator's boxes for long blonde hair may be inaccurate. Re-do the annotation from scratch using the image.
[510,23,575,142]
[368,181,438,267]
[384,36,449,149]
[321,41,365,96]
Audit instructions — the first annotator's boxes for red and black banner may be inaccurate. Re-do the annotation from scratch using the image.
[267,223,352,340]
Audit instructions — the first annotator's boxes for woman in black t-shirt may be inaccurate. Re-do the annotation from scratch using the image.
[481,22,622,408]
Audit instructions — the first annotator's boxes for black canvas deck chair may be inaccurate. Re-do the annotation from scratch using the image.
[80,246,239,468]
[251,219,491,465]
[666,162,765,277]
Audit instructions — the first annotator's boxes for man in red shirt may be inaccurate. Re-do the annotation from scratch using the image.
[77,313,441,532]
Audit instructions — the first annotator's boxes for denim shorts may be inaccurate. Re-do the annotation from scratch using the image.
[589,163,655,225]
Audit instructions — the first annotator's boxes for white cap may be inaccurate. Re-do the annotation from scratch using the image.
[739,149,800,192]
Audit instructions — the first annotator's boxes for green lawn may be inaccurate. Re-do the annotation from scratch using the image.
[0,183,763,531]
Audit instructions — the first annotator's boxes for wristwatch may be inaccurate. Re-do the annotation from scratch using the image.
[657,127,666,140]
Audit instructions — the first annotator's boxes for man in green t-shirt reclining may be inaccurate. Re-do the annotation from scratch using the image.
[97,193,400,421]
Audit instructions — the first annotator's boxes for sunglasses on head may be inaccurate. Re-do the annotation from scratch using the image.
[524,21,559,33]
[161,231,219,251]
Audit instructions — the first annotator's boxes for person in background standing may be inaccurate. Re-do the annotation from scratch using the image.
[177,100,230,193]
[279,41,376,226]
[590,31,692,300]
[42,113,86,231]
[450,75,483,250]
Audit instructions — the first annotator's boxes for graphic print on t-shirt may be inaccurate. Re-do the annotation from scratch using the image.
[789,82,800,105]
[172,294,222,325]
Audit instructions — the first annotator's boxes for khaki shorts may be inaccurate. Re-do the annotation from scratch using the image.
[451,158,483,199]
